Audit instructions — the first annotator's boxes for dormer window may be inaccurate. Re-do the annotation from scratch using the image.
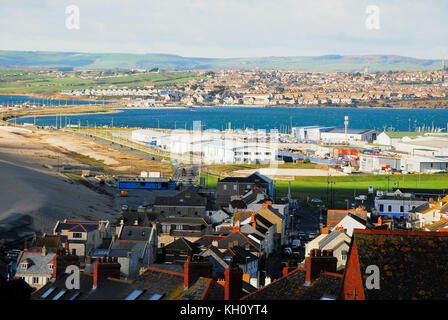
[20,261,29,269]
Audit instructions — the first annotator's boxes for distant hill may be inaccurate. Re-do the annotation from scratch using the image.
[0,50,443,72]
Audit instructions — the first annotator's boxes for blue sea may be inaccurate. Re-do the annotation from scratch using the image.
[12,105,448,132]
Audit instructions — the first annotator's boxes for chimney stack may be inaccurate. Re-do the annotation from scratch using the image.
[282,259,298,277]
[305,249,337,286]
[93,257,121,289]
[184,255,213,289]
[224,262,243,300]
[52,248,80,279]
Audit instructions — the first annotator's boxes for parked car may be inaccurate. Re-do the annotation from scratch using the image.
[298,232,306,238]
[121,204,129,211]
[282,247,292,257]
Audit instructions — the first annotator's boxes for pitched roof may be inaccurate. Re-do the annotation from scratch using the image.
[118,226,153,241]
[54,220,102,233]
[153,188,207,207]
[15,251,56,277]
[163,237,200,253]
[219,172,271,184]
[349,229,448,300]
[33,266,220,300]
[194,234,225,247]
[242,268,343,300]
[159,217,209,226]
[223,246,258,264]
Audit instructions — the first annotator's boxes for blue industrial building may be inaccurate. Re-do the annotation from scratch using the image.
[118,177,176,190]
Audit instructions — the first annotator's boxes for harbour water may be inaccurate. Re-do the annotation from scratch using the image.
[13,106,448,132]
[0,94,108,106]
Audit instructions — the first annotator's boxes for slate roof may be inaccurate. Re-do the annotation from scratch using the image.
[33,266,220,300]
[350,229,448,300]
[199,246,229,270]
[219,173,270,183]
[230,200,247,209]
[159,217,209,226]
[163,237,201,253]
[118,211,148,226]
[32,272,132,300]
[243,268,343,300]
[30,235,66,252]
[194,234,225,247]
[217,232,261,252]
[54,220,101,233]
[224,246,258,264]
[15,251,56,277]
[118,226,153,241]
[153,188,207,207]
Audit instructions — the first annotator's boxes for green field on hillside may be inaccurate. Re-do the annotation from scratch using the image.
[0,70,204,95]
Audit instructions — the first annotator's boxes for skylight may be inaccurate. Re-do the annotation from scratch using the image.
[52,289,66,300]
[148,293,164,300]
[124,289,144,300]
[41,287,56,299]
[69,292,80,300]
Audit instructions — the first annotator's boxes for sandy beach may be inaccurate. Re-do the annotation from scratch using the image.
[0,126,170,244]
[0,127,121,244]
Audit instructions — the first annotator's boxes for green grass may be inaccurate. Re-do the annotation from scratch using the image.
[0,69,204,95]
[199,172,448,208]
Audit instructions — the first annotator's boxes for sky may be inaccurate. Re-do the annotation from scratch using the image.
[0,0,447,59]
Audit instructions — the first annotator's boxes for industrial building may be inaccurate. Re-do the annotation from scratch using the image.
[131,129,277,164]
[117,177,176,190]
[292,126,377,143]
[359,152,401,172]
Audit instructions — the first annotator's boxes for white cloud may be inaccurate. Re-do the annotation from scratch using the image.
[0,0,447,59]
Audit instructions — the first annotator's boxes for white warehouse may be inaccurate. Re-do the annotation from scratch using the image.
[131,129,276,164]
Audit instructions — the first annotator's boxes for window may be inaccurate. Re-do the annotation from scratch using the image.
[41,287,56,299]
[233,185,237,191]
[223,184,227,191]
[379,204,384,212]
[125,290,144,300]
[341,250,348,261]
[33,277,39,284]
[149,293,164,300]
[52,289,66,300]
[400,206,404,213]
[73,232,82,238]
[388,205,392,212]
[20,263,28,270]
[69,292,80,300]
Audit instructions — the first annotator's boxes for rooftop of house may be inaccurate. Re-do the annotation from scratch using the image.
[163,237,201,253]
[349,229,448,300]
[194,234,225,247]
[153,188,207,207]
[219,172,272,184]
[15,251,56,277]
[242,268,343,300]
[33,261,222,300]
[54,220,106,234]
[224,246,258,264]
[118,225,154,242]
[425,219,448,232]
[159,216,209,226]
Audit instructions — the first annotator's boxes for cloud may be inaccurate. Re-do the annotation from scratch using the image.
[0,0,447,59]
